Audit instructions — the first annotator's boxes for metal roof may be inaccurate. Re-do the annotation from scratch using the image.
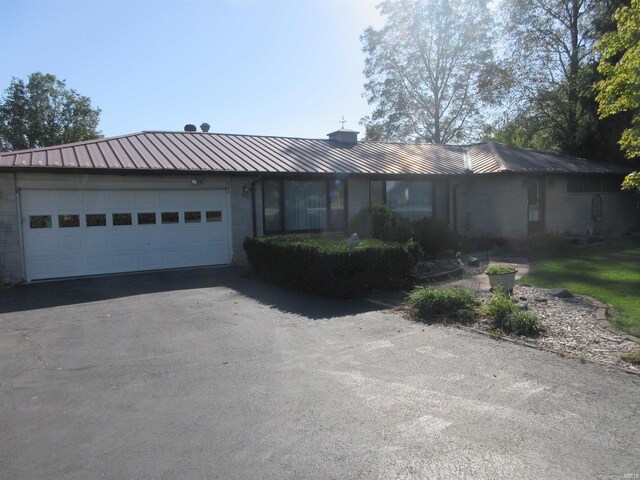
[0,131,630,176]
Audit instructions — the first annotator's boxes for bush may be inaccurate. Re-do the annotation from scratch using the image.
[243,234,418,298]
[485,264,517,275]
[404,286,477,322]
[412,217,458,256]
[480,289,545,336]
[347,205,413,243]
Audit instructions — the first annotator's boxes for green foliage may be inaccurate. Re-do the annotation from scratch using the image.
[0,72,101,151]
[404,286,477,322]
[361,0,502,143]
[485,264,517,275]
[480,289,544,336]
[347,205,413,243]
[595,0,640,159]
[411,217,457,256]
[243,234,418,298]
[620,351,640,365]
[621,171,640,192]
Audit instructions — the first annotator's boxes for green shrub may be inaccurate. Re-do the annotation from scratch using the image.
[480,289,545,336]
[412,217,458,256]
[405,286,477,322]
[485,264,518,275]
[347,205,413,243]
[243,234,418,298]
[620,351,640,365]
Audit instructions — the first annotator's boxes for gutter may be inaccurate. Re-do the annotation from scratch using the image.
[250,176,261,237]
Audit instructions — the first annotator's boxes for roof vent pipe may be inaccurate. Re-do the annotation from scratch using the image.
[184,124,197,132]
[200,123,211,132]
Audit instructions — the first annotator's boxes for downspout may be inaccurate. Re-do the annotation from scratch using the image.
[250,176,261,237]
[14,172,26,283]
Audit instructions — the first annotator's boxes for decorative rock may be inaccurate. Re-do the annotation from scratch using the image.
[467,257,480,267]
[550,288,573,298]
[535,297,548,303]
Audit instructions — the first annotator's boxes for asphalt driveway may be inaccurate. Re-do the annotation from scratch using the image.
[1,267,638,479]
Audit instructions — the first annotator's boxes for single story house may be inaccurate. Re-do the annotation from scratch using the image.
[0,127,636,283]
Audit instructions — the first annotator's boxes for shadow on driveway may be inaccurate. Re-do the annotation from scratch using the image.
[0,266,385,320]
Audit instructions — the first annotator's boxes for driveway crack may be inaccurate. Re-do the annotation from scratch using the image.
[19,329,47,368]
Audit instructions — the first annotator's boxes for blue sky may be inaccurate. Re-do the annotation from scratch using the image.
[0,0,384,139]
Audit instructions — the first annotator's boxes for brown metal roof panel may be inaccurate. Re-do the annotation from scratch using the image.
[219,135,281,172]
[186,134,240,171]
[73,145,95,168]
[492,143,631,174]
[240,136,299,172]
[169,133,228,171]
[144,133,191,170]
[152,134,203,170]
[467,144,501,173]
[31,150,48,167]
[208,134,264,172]
[250,136,319,173]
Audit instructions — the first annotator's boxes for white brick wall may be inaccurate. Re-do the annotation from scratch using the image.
[0,173,24,283]
[545,176,637,236]
[459,175,528,237]
[229,177,262,264]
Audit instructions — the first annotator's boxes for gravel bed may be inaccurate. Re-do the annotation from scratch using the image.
[474,285,640,373]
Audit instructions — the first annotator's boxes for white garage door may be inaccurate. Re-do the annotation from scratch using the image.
[21,189,230,281]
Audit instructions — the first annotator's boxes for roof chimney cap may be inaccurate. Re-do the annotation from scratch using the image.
[184,124,197,132]
[200,123,211,132]
[327,128,359,144]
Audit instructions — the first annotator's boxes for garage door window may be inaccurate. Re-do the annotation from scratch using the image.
[161,212,179,224]
[185,211,201,223]
[86,214,106,227]
[59,215,80,228]
[113,213,132,226]
[137,212,156,225]
[29,215,52,228]
[206,210,222,222]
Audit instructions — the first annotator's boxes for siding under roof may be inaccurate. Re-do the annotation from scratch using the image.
[0,131,630,176]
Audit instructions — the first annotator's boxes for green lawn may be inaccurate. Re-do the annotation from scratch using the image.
[522,240,640,338]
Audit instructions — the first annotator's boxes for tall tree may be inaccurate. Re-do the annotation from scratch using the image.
[0,72,101,151]
[499,0,599,155]
[595,0,640,191]
[361,0,503,144]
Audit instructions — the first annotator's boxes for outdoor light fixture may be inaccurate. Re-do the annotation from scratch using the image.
[242,185,250,198]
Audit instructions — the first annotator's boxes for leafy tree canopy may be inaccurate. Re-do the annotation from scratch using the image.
[595,0,640,191]
[0,72,101,151]
[361,0,506,144]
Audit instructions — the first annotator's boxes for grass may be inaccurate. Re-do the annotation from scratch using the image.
[522,239,640,337]
[404,286,477,322]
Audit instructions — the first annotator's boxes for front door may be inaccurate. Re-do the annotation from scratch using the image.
[527,179,545,234]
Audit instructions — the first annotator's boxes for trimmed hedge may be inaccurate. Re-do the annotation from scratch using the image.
[243,234,418,298]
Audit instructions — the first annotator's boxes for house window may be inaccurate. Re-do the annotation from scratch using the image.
[29,215,52,228]
[284,180,326,231]
[528,180,540,222]
[86,214,106,227]
[384,180,433,221]
[263,178,346,234]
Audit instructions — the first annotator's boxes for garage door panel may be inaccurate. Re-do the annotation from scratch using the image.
[21,188,229,281]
